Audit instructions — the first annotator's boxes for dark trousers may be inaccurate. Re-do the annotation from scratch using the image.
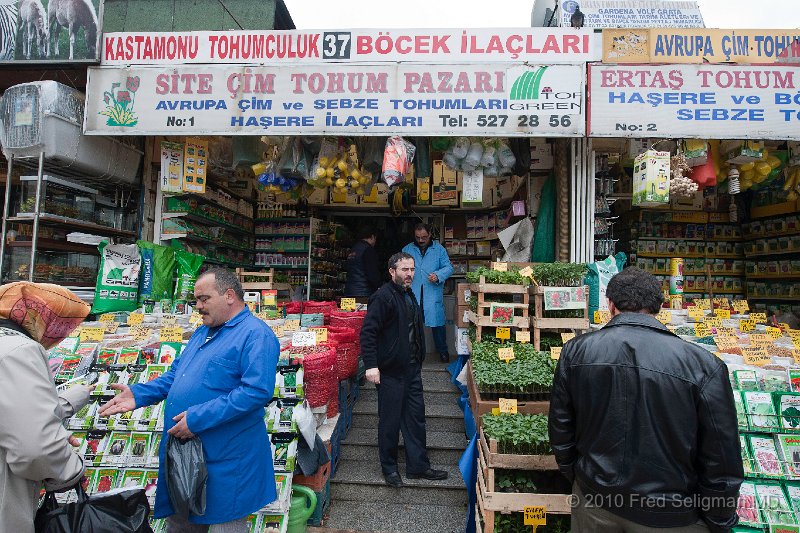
[376,361,431,476]
[431,325,448,356]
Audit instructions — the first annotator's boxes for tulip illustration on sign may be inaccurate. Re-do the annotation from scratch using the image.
[99,76,140,127]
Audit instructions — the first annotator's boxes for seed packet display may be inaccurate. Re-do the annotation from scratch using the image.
[745,391,780,431]
[274,365,304,399]
[734,391,749,430]
[777,435,800,478]
[127,432,152,467]
[736,370,761,391]
[755,481,797,526]
[92,468,119,494]
[158,342,183,364]
[105,431,131,466]
[776,393,800,432]
[750,434,785,478]
[120,468,147,488]
[144,470,159,503]
[742,434,756,477]
[737,481,763,528]
[270,434,298,473]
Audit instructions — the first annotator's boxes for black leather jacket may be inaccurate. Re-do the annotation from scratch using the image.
[344,240,382,297]
[360,282,426,376]
[549,313,743,532]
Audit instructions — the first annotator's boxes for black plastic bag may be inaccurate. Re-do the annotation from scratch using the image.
[35,483,152,532]
[165,436,207,517]
[509,138,532,176]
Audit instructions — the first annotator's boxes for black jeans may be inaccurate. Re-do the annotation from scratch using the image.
[376,361,431,476]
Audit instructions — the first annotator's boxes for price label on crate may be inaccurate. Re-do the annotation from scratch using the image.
[688,308,705,321]
[255,312,270,321]
[161,315,177,325]
[497,347,515,362]
[750,334,773,347]
[694,299,711,310]
[594,310,611,324]
[104,322,120,334]
[715,336,738,351]
[739,319,756,333]
[790,330,800,348]
[99,313,116,323]
[717,327,736,336]
[713,297,730,309]
[340,298,357,311]
[732,300,750,312]
[705,317,723,329]
[271,325,285,338]
[779,323,792,332]
[160,327,184,343]
[751,312,767,324]
[292,331,317,347]
[524,506,547,527]
[515,330,530,344]
[655,310,671,324]
[495,327,511,341]
[283,319,300,332]
[490,262,508,272]
[518,266,533,278]
[742,347,770,366]
[694,323,712,338]
[130,326,152,341]
[793,349,800,365]
[498,398,518,414]
[313,327,328,343]
[714,309,731,319]
[766,326,783,339]
[550,347,563,360]
[127,313,145,326]
[561,332,576,343]
[79,327,105,343]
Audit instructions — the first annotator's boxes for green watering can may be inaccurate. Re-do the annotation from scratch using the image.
[286,485,317,533]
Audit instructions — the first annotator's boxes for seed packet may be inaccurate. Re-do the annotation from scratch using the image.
[264,473,293,514]
[143,364,168,383]
[134,404,158,431]
[763,371,791,393]
[260,514,285,533]
[148,433,162,468]
[81,467,98,494]
[158,342,183,364]
[735,370,761,391]
[119,469,147,489]
[82,430,111,466]
[53,336,80,353]
[128,432,152,467]
[97,349,118,366]
[744,391,780,431]
[750,434,785,478]
[93,396,115,431]
[118,348,141,365]
[270,434,298,473]
[755,481,797,525]
[267,399,300,434]
[149,518,167,533]
[742,435,755,477]
[156,402,167,432]
[92,468,119,494]
[69,397,99,430]
[776,393,800,432]
[733,391,749,430]
[105,431,131,466]
[785,482,800,522]
[274,365,304,399]
[777,435,800,479]
[144,470,159,503]
[737,481,763,528]
[56,354,83,382]
[791,370,800,394]
[245,515,261,532]
[139,346,159,365]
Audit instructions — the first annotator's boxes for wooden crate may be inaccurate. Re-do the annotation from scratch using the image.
[466,360,549,430]
[530,285,590,351]
[479,429,558,471]
[466,277,531,342]
[236,268,274,291]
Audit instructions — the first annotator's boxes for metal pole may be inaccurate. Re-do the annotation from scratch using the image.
[0,154,14,281]
[28,152,45,282]
[306,217,313,300]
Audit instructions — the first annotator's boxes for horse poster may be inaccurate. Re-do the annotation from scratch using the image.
[0,0,102,62]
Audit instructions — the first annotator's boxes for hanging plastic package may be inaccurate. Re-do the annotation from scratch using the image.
[356,137,385,176]
[293,399,317,449]
[137,241,176,312]
[497,141,517,169]
[531,176,555,263]
[174,250,205,301]
[413,138,431,181]
[452,137,470,159]
[509,138,531,176]
[381,136,416,188]
[35,483,152,533]
[91,242,142,314]
[165,436,208,517]
[585,252,627,323]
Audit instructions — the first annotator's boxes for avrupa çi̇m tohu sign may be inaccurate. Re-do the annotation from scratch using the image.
[83,63,585,136]
[0,0,101,62]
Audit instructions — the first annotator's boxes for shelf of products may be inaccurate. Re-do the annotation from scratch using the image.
[7,215,138,238]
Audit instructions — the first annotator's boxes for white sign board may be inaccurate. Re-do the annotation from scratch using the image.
[85,63,585,136]
[291,331,317,347]
[558,0,704,29]
[101,28,600,65]
[589,64,800,139]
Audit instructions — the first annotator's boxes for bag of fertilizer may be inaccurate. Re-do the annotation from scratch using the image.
[585,252,627,323]
[137,241,176,310]
[91,242,142,314]
[174,250,205,302]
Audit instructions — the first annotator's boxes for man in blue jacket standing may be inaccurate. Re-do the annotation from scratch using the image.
[100,268,279,532]
[402,223,454,363]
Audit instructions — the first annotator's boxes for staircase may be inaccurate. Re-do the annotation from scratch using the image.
[322,359,469,533]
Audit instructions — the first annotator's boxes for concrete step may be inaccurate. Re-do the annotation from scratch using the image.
[358,387,458,406]
[338,442,465,465]
[352,399,464,419]
[343,427,468,450]
[352,412,465,433]
[323,500,468,533]
[358,378,459,394]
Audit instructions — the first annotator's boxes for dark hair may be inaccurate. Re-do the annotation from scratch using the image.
[414,223,431,234]
[357,226,377,240]
[605,267,664,314]
[388,252,414,270]
[198,268,244,301]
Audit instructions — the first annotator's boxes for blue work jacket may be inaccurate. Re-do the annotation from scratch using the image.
[130,307,279,524]
[401,241,454,327]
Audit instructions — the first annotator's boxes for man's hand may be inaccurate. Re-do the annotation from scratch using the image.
[365,368,380,385]
[168,412,195,439]
[98,384,136,416]
[428,273,439,283]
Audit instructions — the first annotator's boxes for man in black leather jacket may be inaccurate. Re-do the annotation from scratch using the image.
[361,252,448,487]
[549,267,743,532]
[344,228,382,299]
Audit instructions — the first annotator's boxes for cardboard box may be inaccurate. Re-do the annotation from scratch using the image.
[456,283,472,305]
[633,150,670,206]
[671,190,703,211]
[530,141,554,170]
[331,188,359,205]
[432,160,459,206]
[456,305,470,328]
[415,177,431,205]
[307,187,328,205]
[362,183,389,205]
[494,175,522,204]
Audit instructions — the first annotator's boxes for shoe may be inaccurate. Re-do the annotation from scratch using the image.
[407,468,448,481]
[383,472,403,487]
[439,353,449,363]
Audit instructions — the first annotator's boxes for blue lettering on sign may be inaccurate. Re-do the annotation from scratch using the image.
[230,116,315,128]
[156,100,227,110]
[608,92,716,107]
[654,34,714,57]
[676,109,764,121]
